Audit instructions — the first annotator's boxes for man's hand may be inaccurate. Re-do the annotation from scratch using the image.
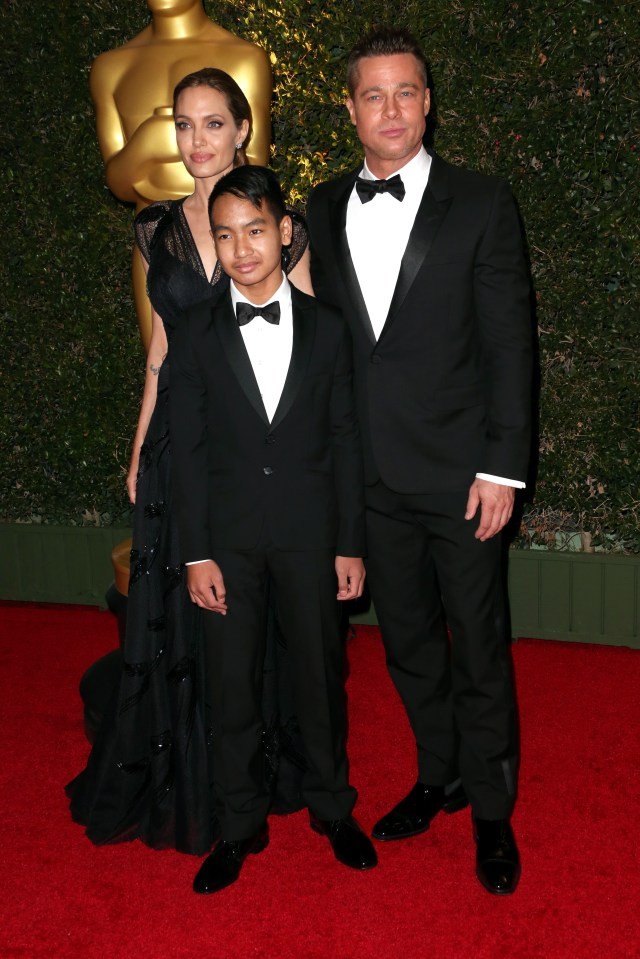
[186,560,227,614]
[335,556,366,600]
[465,479,515,541]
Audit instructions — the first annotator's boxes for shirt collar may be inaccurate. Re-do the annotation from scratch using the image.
[230,272,291,312]
[361,146,431,192]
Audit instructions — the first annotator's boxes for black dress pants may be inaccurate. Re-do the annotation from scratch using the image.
[202,546,356,840]
[364,480,518,820]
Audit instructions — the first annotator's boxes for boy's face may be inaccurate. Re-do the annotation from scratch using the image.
[211,194,292,302]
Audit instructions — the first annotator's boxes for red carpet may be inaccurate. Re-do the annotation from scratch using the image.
[1,605,639,959]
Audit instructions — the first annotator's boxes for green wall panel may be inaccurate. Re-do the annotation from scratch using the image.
[1,526,638,647]
[0,525,131,607]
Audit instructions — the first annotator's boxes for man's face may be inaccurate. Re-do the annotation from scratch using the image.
[211,194,292,302]
[346,53,430,177]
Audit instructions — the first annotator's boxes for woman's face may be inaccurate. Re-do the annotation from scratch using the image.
[173,85,249,182]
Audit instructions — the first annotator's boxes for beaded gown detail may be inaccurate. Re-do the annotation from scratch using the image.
[66,199,308,854]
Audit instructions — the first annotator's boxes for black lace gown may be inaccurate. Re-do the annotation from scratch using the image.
[66,199,308,855]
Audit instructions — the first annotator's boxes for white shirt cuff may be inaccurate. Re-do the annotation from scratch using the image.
[475,473,526,489]
[185,559,211,565]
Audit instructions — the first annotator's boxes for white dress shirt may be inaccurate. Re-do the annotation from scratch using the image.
[230,273,293,423]
[346,147,523,489]
[347,148,431,341]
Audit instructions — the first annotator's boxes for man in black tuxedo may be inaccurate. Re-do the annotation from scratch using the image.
[307,28,532,894]
[170,165,377,893]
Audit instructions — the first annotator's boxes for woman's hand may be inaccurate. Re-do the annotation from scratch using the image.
[126,447,141,504]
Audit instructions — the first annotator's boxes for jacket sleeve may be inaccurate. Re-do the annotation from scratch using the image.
[473,179,533,481]
[328,313,366,557]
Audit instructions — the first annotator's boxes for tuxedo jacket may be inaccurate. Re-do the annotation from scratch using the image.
[169,285,365,562]
[307,150,533,494]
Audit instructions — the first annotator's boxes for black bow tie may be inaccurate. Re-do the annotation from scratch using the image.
[236,300,281,326]
[355,174,406,203]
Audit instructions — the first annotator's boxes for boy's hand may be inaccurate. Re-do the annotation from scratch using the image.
[186,560,227,614]
[335,556,366,600]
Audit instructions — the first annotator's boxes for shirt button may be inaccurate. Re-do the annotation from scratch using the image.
[263,467,273,475]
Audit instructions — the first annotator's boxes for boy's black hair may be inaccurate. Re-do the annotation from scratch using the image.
[208,165,287,226]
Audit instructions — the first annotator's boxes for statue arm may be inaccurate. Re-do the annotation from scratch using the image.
[105,114,182,203]
[89,55,127,162]
[90,55,181,204]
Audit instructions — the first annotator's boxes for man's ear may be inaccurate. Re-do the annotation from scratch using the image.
[346,98,356,126]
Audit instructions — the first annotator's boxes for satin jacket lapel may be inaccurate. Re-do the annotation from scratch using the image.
[381,155,453,342]
[328,174,377,346]
[215,295,270,425]
[270,290,316,431]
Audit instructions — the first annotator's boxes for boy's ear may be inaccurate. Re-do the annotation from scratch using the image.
[279,214,293,247]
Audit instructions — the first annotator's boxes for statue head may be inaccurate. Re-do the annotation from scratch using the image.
[147,0,202,14]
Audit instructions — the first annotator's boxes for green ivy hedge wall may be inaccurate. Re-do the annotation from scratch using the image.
[1,1,638,549]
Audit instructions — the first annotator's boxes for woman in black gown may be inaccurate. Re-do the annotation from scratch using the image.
[67,68,311,855]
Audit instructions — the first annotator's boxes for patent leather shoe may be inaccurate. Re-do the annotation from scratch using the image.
[474,818,521,895]
[372,781,468,841]
[310,814,378,870]
[193,824,269,894]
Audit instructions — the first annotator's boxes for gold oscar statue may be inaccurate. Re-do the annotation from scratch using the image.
[90,0,272,348]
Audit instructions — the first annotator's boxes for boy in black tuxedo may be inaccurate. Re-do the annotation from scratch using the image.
[169,165,377,893]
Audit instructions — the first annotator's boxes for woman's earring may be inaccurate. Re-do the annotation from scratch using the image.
[235,142,243,150]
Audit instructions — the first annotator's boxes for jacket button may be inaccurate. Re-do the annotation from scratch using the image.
[263,467,273,475]
[265,434,276,444]
[371,354,381,365]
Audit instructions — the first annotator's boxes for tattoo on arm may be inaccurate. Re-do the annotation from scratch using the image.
[149,354,166,377]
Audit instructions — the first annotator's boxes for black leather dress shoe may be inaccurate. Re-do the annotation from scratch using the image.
[193,825,269,894]
[372,781,468,841]
[310,815,378,870]
[474,818,521,895]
